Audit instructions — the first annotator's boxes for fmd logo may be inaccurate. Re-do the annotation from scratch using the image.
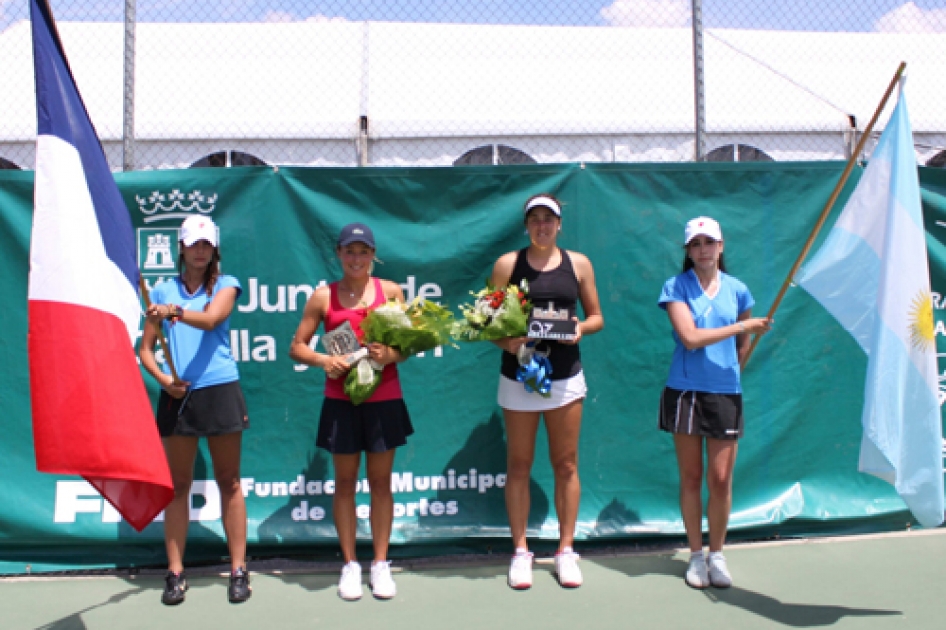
[55,480,225,524]
[135,189,218,280]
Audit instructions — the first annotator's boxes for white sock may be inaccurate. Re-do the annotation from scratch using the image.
[708,551,724,561]
[514,547,531,556]
[690,550,705,560]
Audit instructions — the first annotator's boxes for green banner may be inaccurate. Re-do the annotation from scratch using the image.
[1,163,944,573]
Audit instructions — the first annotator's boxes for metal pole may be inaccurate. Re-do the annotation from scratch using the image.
[357,21,370,166]
[122,0,136,171]
[691,0,706,162]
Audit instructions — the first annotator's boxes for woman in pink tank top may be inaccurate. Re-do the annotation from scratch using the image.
[289,223,414,601]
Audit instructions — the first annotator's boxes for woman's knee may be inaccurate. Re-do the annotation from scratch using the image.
[368,474,392,500]
[334,475,359,498]
[707,471,733,498]
[170,474,194,499]
[506,456,534,482]
[214,470,243,497]
[679,468,704,494]
[550,454,578,481]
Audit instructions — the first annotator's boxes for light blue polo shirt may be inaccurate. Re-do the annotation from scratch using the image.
[150,275,242,389]
[658,270,754,394]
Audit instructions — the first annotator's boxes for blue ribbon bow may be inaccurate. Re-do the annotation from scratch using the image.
[516,350,553,398]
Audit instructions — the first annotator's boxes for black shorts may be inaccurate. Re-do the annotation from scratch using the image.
[658,387,743,440]
[156,381,249,438]
[317,397,414,455]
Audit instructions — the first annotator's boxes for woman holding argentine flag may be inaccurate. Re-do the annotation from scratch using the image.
[488,193,604,591]
[139,215,251,606]
[657,216,771,590]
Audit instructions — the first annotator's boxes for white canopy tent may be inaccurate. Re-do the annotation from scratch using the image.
[1,19,943,169]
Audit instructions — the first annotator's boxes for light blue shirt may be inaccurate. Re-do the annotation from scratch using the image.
[151,275,241,389]
[658,270,754,394]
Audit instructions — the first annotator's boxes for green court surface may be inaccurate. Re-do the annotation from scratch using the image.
[1,530,943,630]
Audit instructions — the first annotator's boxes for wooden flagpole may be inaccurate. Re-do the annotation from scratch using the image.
[740,62,907,370]
[138,276,182,384]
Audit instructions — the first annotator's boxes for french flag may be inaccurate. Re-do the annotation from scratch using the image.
[29,0,172,532]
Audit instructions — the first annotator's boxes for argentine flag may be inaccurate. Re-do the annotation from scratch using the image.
[797,84,944,528]
[29,0,171,531]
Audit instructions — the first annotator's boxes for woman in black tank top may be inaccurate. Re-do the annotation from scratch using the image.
[489,193,604,590]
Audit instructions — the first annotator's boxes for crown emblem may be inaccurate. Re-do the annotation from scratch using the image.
[137,189,217,224]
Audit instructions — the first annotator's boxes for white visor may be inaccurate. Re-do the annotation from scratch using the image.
[524,196,562,217]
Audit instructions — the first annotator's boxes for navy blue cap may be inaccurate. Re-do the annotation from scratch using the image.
[338,222,375,248]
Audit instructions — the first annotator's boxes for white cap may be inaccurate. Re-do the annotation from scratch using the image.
[524,195,562,217]
[684,216,722,245]
[179,216,218,247]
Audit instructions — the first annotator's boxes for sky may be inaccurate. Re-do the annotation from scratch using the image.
[3,0,946,32]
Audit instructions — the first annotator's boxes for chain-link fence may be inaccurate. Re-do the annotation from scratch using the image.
[2,0,945,171]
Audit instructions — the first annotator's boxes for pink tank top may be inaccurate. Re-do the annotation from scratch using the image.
[324,277,402,402]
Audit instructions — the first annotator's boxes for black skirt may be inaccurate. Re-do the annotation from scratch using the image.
[156,381,249,438]
[658,387,743,440]
[317,397,414,454]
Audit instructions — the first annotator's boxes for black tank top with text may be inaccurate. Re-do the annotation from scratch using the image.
[500,248,582,381]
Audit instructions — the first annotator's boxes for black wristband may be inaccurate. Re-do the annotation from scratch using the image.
[166,304,183,321]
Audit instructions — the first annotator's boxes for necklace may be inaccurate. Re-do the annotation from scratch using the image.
[339,282,365,298]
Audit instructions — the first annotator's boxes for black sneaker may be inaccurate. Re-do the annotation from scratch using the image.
[228,567,252,603]
[161,571,188,605]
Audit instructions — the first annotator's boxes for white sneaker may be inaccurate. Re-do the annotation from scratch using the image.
[707,552,732,588]
[507,551,534,590]
[685,552,710,589]
[554,549,583,588]
[337,561,363,601]
[370,561,397,599]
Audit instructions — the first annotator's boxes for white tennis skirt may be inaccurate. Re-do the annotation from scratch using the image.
[497,371,587,412]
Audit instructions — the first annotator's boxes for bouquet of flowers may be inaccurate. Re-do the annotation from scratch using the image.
[344,298,455,405]
[451,280,531,342]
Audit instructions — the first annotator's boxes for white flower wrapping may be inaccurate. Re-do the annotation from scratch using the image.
[371,302,413,328]
[355,355,383,385]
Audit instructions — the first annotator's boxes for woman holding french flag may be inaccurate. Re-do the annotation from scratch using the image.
[139,216,251,606]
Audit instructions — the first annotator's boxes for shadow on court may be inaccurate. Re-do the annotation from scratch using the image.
[591,553,902,628]
[705,587,901,628]
[36,586,145,630]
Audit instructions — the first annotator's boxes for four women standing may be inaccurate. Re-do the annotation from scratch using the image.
[140,207,767,599]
